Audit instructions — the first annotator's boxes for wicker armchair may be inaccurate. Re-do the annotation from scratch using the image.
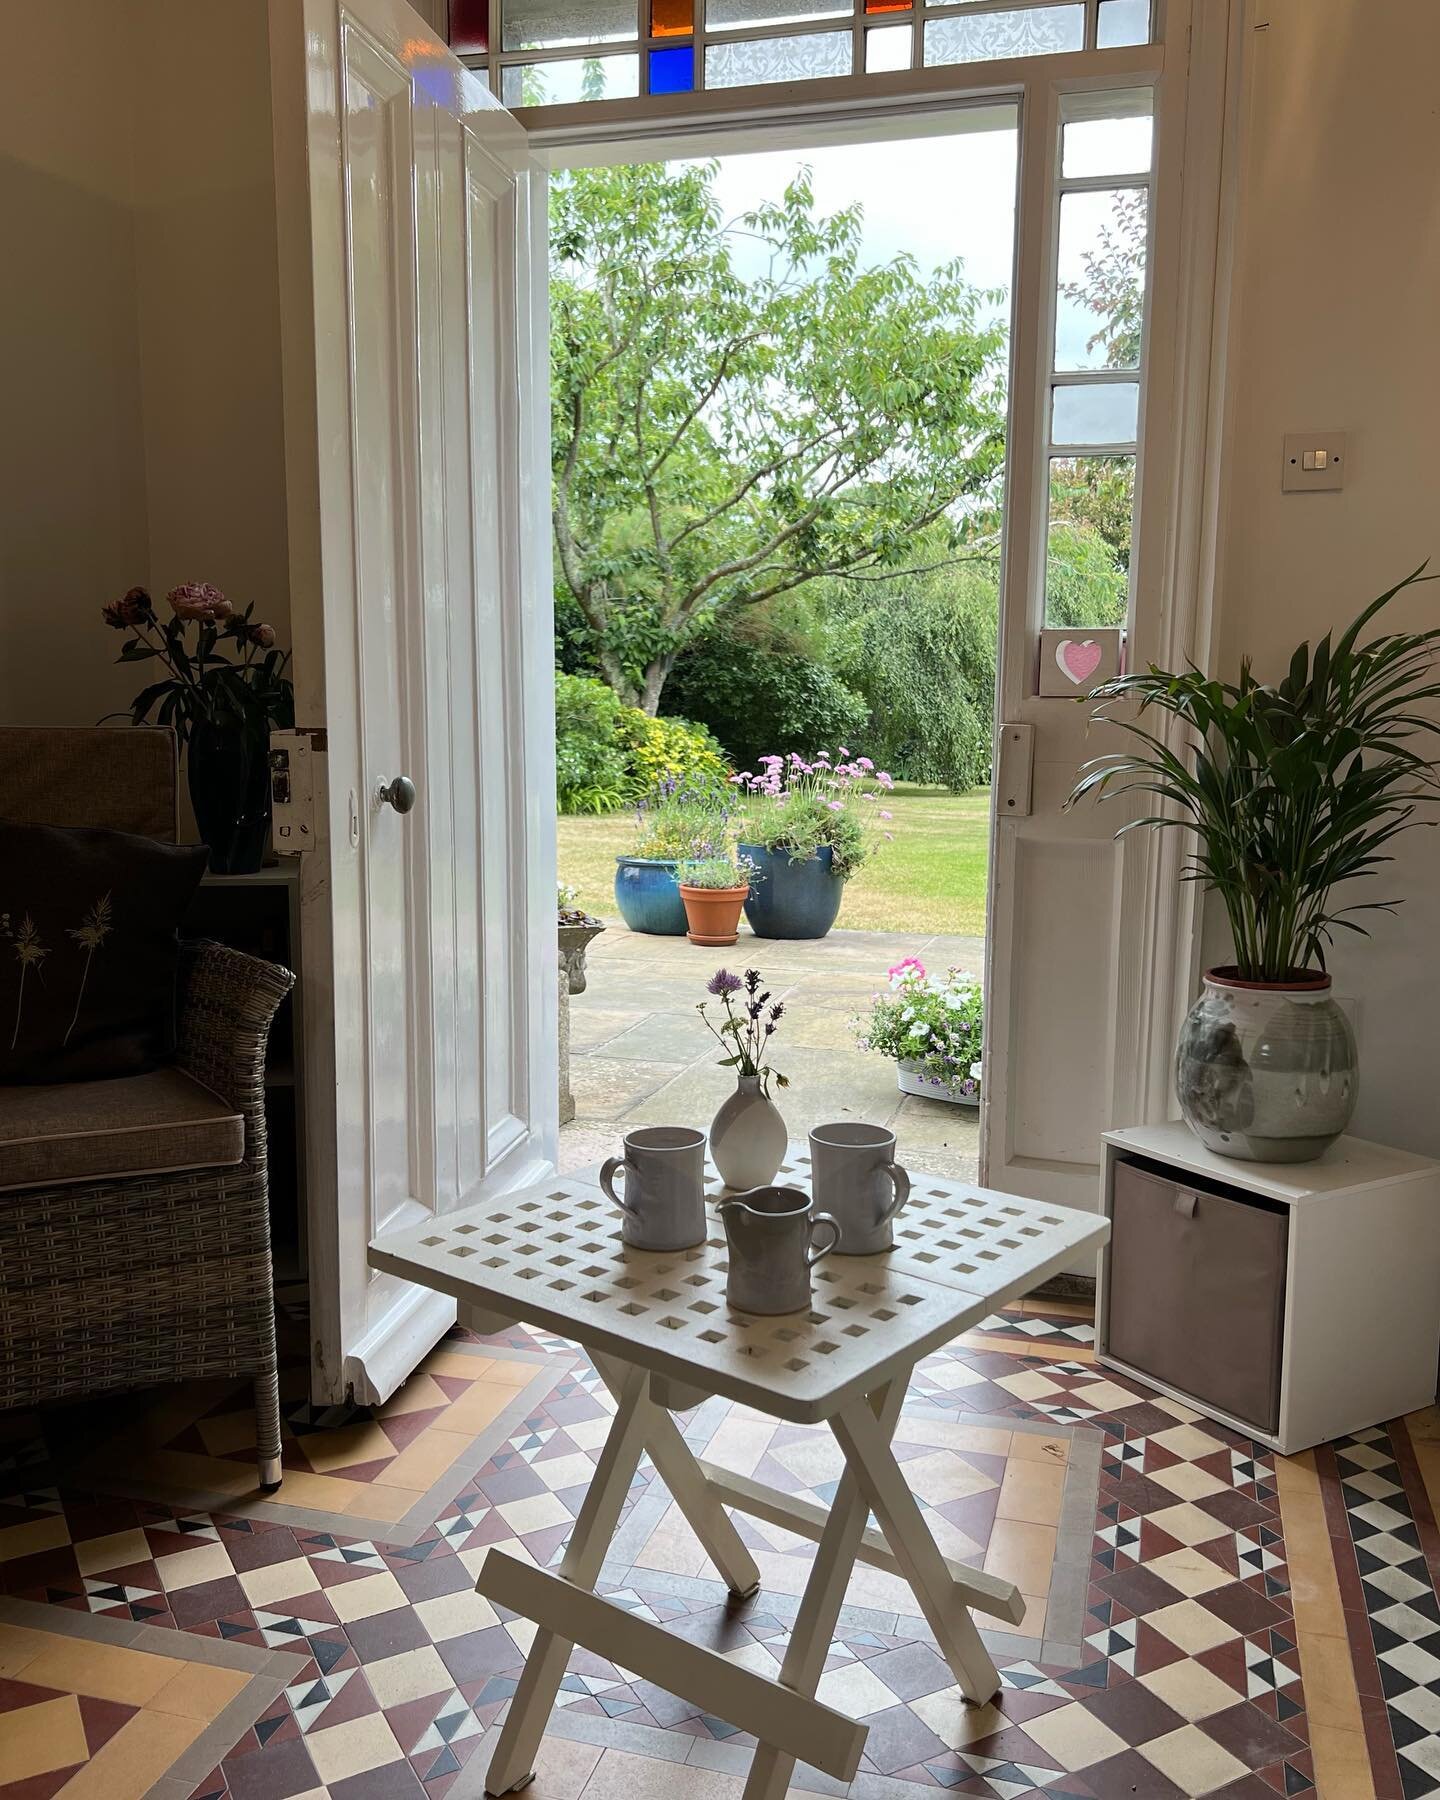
[0,728,293,1490]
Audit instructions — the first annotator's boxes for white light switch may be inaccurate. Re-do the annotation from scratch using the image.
[1283,431,1347,492]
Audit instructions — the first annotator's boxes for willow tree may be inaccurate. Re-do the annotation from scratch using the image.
[550,160,1009,713]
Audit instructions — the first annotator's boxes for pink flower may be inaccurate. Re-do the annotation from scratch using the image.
[247,622,277,649]
[888,956,926,980]
[837,746,850,758]
[877,771,894,789]
[168,581,231,622]
[879,809,892,820]
[826,800,843,812]
[856,756,874,771]
[102,586,154,629]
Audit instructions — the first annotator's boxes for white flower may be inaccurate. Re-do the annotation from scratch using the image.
[969,1061,983,1081]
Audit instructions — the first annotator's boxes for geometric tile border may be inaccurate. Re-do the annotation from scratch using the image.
[0,1594,291,1800]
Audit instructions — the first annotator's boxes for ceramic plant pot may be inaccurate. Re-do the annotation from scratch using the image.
[187,721,271,874]
[897,1059,980,1108]
[1176,966,1358,1163]
[739,842,844,940]
[613,856,687,936]
[678,882,749,947]
[709,1074,787,1190]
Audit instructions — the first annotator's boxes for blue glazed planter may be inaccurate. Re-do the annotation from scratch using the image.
[613,856,688,936]
[739,842,845,940]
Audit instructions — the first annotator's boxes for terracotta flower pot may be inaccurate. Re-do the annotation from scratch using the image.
[678,882,749,947]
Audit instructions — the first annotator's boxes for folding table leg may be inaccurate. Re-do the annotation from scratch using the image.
[742,1379,907,1800]
[591,1352,760,1600]
[483,1361,652,1797]
[831,1396,1002,1704]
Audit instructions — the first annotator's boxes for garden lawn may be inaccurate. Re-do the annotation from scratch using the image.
[557,784,991,936]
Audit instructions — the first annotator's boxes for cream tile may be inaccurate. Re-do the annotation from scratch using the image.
[477,1358,546,1388]
[306,1710,405,1785]
[22,1638,181,1705]
[149,1662,250,1719]
[1146,1598,1240,1655]
[1144,1502,1230,1547]
[995,1458,1065,1526]
[348,1482,419,1524]
[901,1450,999,1507]
[565,1416,618,1453]
[496,1492,575,1536]
[919,1360,988,1392]
[1148,1461,1228,1503]
[1138,1657,1242,1722]
[413,1587,500,1641]
[1007,1432,1068,1466]
[634,1508,709,1581]
[910,1689,1015,1748]
[528,1732,603,1800]
[0,1515,69,1563]
[75,1529,153,1577]
[326,1570,410,1622]
[721,1640,782,1678]
[1021,1700,1127,1771]
[0,1693,88,1781]
[364,1645,453,1708]
[1063,1379,1138,1413]
[1138,1723,1248,1796]
[767,1435,846,1492]
[1152,1396,1203,1424]
[982,1518,1056,1594]
[896,1417,1011,1458]
[994,1370,1062,1403]
[238,1557,322,1608]
[580,1746,743,1800]
[1148,1425,1224,1463]
[371,1430,475,1493]
[529,1453,599,1493]
[155,1542,235,1593]
[0,1622,47,1678]
[1145,1547,1232,1598]
[382,1372,458,1416]
[440,1388,516,1436]
[56,1708,204,1800]
[301,1421,398,1474]
[196,1412,263,1458]
[815,1659,901,1718]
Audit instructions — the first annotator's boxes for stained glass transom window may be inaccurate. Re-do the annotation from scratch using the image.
[454,0,1155,107]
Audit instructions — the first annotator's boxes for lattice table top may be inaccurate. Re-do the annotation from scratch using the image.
[371,1147,1107,1424]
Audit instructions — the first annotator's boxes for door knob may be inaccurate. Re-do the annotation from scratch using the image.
[377,775,417,814]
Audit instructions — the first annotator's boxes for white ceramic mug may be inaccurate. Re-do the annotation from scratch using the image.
[599,1125,707,1251]
[808,1122,911,1254]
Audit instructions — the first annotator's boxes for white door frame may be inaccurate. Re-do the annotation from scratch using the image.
[524,4,1243,1198]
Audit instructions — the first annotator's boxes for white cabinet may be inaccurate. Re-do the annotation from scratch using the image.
[1096,1122,1440,1455]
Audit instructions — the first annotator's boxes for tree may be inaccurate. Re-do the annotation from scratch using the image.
[1061,187,1147,371]
[550,160,1009,713]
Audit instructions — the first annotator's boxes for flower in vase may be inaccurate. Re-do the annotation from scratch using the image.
[706,969,743,996]
[102,586,155,629]
[168,581,232,622]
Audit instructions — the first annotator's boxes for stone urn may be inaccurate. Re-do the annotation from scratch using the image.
[1176,967,1357,1163]
[558,913,604,1125]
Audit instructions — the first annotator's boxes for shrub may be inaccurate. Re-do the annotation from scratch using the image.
[632,774,735,859]
[555,673,728,814]
[661,634,869,772]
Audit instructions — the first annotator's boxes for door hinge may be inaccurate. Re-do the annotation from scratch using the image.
[995,723,1034,818]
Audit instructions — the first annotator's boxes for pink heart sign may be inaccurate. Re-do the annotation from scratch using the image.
[1055,638,1103,685]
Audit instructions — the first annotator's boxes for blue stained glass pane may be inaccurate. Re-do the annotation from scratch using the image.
[649,43,695,92]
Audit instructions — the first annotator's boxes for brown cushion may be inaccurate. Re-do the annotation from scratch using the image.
[0,1067,242,1192]
[0,727,177,840]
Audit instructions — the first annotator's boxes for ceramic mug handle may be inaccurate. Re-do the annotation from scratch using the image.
[599,1157,634,1216]
[879,1160,911,1225]
[807,1212,841,1267]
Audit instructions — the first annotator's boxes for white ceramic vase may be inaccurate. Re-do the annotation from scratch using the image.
[709,1074,787,1190]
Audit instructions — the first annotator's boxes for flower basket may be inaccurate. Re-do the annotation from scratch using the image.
[856,958,983,1106]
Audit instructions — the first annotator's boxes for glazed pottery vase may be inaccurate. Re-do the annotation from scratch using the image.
[738,842,845,940]
[709,1074,787,1190]
[187,721,271,874]
[613,856,687,936]
[678,882,749,947]
[1176,967,1358,1163]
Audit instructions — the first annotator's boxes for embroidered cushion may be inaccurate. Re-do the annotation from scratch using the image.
[0,821,208,1084]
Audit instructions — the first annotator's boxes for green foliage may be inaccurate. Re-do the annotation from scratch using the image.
[858,961,984,1097]
[661,631,868,772]
[633,773,736,860]
[678,853,758,891]
[1061,188,1147,372]
[1069,564,1440,981]
[735,754,895,881]
[554,673,725,815]
[550,159,1008,713]
[1044,514,1130,629]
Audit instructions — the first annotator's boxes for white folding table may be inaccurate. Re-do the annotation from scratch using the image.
[370,1144,1107,1800]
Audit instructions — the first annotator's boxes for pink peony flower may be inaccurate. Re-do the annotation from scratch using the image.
[102,586,154,629]
[168,581,231,622]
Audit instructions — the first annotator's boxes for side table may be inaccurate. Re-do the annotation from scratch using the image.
[371,1143,1107,1800]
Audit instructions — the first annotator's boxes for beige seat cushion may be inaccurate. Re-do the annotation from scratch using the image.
[0,1067,243,1192]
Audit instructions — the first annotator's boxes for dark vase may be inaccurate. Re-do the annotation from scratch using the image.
[738,842,845,939]
[187,722,271,874]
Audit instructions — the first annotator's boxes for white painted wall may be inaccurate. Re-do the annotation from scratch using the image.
[1211,1,1440,1153]
[0,1,290,737]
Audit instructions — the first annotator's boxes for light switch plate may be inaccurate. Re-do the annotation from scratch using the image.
[1282,430,1348,492]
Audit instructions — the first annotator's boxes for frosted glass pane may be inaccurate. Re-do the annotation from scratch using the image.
[925,5,1082,67]
[1097,0,1151,47]
[1045,455,1134,627]
[706,0,847,30]
[865,23,912,71]
[501,53,639,102]
[502,0,635,49]
[1052,380,1139,447]
[705,29,851,86]
[1062,112,1153,178]
[1055,186,1147,371]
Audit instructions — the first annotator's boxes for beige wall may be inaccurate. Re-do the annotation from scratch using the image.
[1213,0,1440,1152]
[0,1,289,734]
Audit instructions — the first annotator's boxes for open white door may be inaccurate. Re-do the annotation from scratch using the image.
[981,9,1233,1239]
[271,0,557,1403]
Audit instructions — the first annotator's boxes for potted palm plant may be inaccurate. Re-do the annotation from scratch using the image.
[1070,565,1440,1162]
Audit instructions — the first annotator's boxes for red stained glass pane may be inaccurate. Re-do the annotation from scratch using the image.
[449,0,489,53]
[651,0,693,35]
[864,0,911,13]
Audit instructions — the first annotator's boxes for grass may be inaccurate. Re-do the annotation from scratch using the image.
[557,783,991,935]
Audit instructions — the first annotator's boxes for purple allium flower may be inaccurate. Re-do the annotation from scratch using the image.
[707,969,742,996]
